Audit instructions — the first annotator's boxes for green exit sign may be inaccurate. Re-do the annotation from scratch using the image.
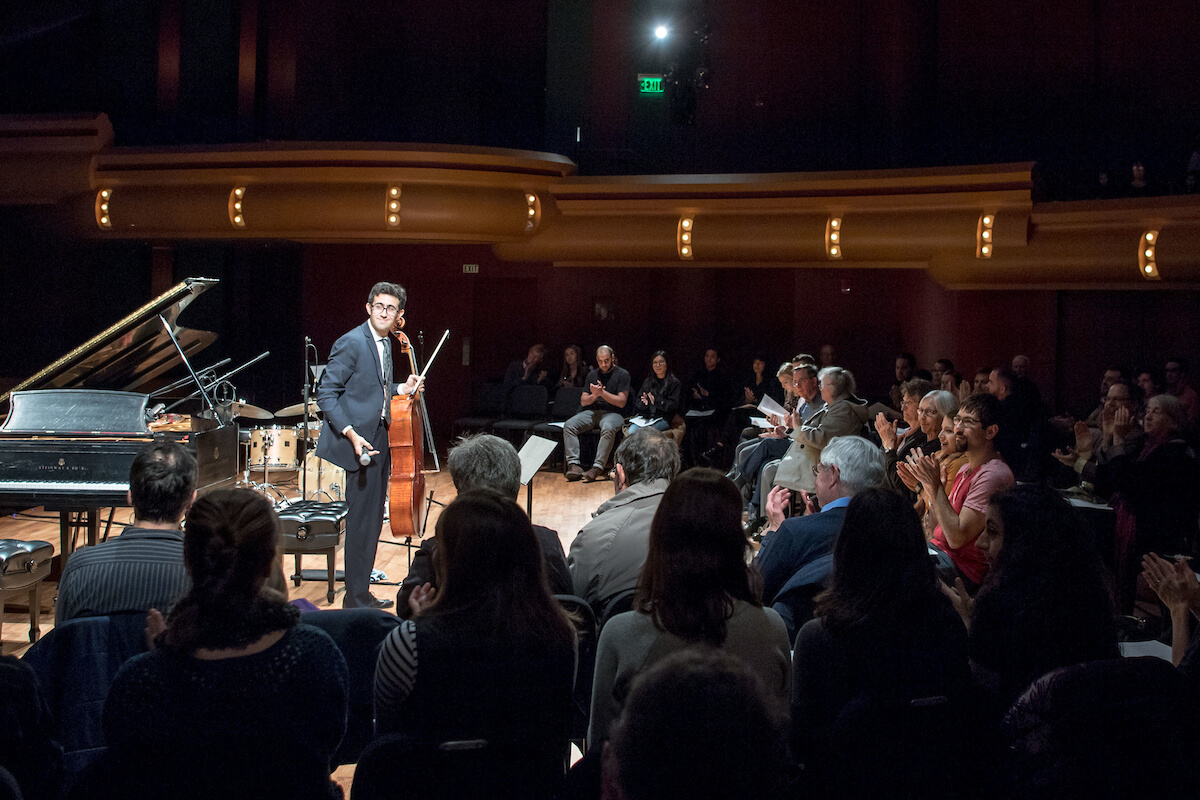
[638,74,664,94]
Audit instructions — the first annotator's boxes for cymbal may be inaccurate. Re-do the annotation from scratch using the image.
[197,401,273,421]
[276,401,322,418]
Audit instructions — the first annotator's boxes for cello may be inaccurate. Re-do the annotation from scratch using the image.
[386,317,434,540]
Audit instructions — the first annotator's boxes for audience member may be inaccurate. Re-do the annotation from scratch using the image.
[568,429,681,617]
[588,468,791,745]
[500,343,551,409]
[973,367,991,395]
[1086,393,1200,611]
[740,362,822,520]
[601,650,790,800]
[684,348,732,467]
[988,364,1044,478]
[397,434,571,616]
[818,343,836,368]
[903,393,1014,591]
[1165,356,1200,427]
[906,400,968,522]
[101,489,349,799]
[876,378,935,501]
[0,656,62,800]
[564,345,632,482]
[375,490,575,798]
[944,485,1118,715]
[773,367,870,499]
[559,345,589,388]
[889,351,917,410]
[756,436,885,638]
[1142,551,1200,666]
[628,351,681,435]
[56,439,197,624]
[1135,365,1164,402]
[1010,354,1031,379]
[1083,365,1127,427]
[931,358,954,387]
[1053,379,1144,477]
[791,488,969,795]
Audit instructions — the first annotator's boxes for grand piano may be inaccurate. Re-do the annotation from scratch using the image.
[0,277,239,572]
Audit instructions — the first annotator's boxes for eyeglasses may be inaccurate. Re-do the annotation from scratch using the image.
[901,399,918,409]
[371,303,400,315]
[953,416,981,428]
[812,462,828,477]
[917,408,939,418]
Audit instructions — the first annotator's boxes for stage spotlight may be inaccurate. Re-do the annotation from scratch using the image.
[1139,229,1160,280]
[654,25,669,39]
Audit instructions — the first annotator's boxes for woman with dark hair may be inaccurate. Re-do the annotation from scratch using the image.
[373,490,575,792]
[559,344,588,388]
[949,484,1119,713]
[588,468,791,745]
[791,488,969,782]
[102,489,349,799]
[629,350,682,435]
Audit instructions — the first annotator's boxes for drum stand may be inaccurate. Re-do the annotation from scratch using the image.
[246,431,291,503]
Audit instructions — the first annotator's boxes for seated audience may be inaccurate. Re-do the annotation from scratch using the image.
[1165,356,1200,427]
[973,367,991,395]
[889,351,917,410]
[902,393,1014,591]
[374,490,575,797]
[726,361,796,493]
[740,362,822,520]
[1010,354,1031,379]
[588,468,791,745]
[684,348,732,468]
[818,343,836,368]
[559,344,589,388]
[1144,551,1200,666]
[931,358,954,388]
[564,345,632,482]
[1085,393,1200,611]
[101,489,349,799]
[756,436,885,639]
[600,650,790,800]
[1054,378,1144,477]
[55,439,196,624]
[791,488,970,796]
[773,367,869,499]
[500,343,551,409]
[397,434,571,616]
[1135,365,1164,402]
[876,378,935,502]
[944,485,1118,716]
[0,656,62,800]
[1083,365,1128,427]
[568,429,681,617]
[907,406,968,524]
[628,350,681,435]
[988,365,1044,479]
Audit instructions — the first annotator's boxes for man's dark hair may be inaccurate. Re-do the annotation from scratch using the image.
[961,392,1002,431]
[446,434,521,497]
[607,649,788,800]
[1166,356,1190,374]
[795,363,818,379]
[129,439,198,523]
[935,358,955,372]
[614,428,680,485]
[896,351,917,367]
[991,365,1016,392]
[367,282,407,308]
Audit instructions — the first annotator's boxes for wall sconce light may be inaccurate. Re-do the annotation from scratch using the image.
[678,216,694,260]
[977,212,995,258]
[826,217,842,259]
[95,188,112,229]
[525,192,540,233]
[386,185,401,228]
[228,187,246,228]
[1139,229,1160,280]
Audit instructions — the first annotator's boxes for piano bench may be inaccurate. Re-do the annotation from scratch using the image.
[278,501,347,604]
[0,539,53,643]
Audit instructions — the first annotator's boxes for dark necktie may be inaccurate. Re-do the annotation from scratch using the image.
[382,341,393,425]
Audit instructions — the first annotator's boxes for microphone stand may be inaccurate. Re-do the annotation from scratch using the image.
[301,336,321,501]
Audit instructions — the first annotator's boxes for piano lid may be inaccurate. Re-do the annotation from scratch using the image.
[0,277,219,407]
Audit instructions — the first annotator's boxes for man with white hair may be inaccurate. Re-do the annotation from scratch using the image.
[754,436,885,638]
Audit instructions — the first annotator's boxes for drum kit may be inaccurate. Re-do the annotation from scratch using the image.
[237,399,346,502]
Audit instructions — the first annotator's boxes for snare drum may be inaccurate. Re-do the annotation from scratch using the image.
[303,452,346,501]
[249,426,299,470]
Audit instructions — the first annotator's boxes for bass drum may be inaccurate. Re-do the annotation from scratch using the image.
[249,426,298,471]
[303,452,346,501]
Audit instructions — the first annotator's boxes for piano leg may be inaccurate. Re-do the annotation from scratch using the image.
[55,509,100,576]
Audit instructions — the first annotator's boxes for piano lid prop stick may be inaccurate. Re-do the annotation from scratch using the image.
[158,315,218,419]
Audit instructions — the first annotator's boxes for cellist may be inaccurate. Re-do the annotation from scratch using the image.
[315,282,423,609]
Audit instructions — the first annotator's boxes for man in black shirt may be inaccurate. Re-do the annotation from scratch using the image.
[564,345,631,482]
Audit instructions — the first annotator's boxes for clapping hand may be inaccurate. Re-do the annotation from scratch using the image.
[1073,420,1093,458]
[940,577,975,628]
[1142,553,1200,616]
[744,387,756,405]
[588,381,605,400]
[408,583,438,617]
[1112,406,1134,440]
[874,412,898,450]
[764,486,791,531]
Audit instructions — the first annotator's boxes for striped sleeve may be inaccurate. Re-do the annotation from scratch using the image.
[374,619,418,712]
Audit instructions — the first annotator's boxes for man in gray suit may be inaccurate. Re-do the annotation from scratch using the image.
[316,281,422,608]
